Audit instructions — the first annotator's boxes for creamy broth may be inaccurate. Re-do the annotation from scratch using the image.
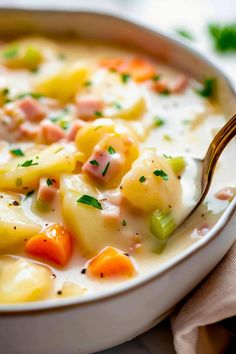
[0,37,235,303]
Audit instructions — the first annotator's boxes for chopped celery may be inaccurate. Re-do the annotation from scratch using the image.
[35,199,50,213]
[167,156,186,175]
[150,210,175,241]
[23,45,43,69]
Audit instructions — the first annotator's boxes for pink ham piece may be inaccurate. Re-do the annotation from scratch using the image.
[18,96,46,122]
[169,75,188,94]
[82,149,124,183]
[76,95,104,120]
[66,119,85,141]
[40,121,66,143]
[37,177,58,203]
[19,121,40,139]
[215,187,234,201]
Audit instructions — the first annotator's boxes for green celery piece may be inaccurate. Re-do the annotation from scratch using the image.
[150,210,176,241]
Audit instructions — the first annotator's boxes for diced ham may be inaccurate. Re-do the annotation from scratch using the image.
[76,95,104,120]
[169,75,189,94]
[37,177,58,203]
[19,121,40,139]
[66,119,85,141]
[18,97,46,122]
[82,149,124,183]
[215,187,234,201]
[39,121,66,143]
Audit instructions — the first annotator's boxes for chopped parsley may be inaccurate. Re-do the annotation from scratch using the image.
[163,154,172,159]
[208,22,236,52]
[153,169,169,181]
[16,92,44,100]
[25,190,35,199]
[90,159,99,166]
[114,102,122,110]
[102,161,110,177]
[139,176,146,183]
[83,80,92,87]
[10,148,24,157]
[159,89,170,96]
[154,116,165,127]
[152,75,161,81]
[46,178,54,186]
[175,28,194,41]
[58,53,66,60]
[2,46,19,59]
[122,219,127,226]
[196,78,216,98]
[77,195,102,210]
[19,159,38,167]
[121,73,131,84]
[95,111,103,117]
[2,88,9,96]
[16,178,22,187]
[108,146,116,155]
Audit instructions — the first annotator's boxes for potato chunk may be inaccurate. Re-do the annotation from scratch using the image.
[121,149,182,216]
[60,174,129,256]
[0,257,53,303]
[0,192,41,251]
[0,143,79,192]
[36,61,90,102]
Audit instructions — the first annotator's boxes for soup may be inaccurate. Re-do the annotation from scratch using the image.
[0,37,234,303]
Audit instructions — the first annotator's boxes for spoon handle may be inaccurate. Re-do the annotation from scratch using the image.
[201,113,236,200]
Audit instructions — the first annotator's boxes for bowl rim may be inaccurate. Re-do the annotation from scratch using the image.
[0,7,235,315]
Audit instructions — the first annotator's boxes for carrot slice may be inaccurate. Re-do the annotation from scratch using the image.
[87,246,136,278]
[99,57,156,82]
[25,223,73,266]
[124,58,156,82]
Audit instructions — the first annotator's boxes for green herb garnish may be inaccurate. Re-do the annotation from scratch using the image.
[154,116,165,127]
[121,73,131,84]
[95,111,103,117]
[139,176,146,183]
[2,88,9,96]
[175,28,194,41]
[46,178,53,186]
[114,102,122,110]
[152,75,161,81]
[19,159,38,167]
[90,159,99,166]
[160,89,170,96]
[102,161,110,177]
[16,92,43,100]
[2,46,19,59]
[108,146,116,155]
[83,80,92,87]
[10,148,24,157]
[77,194,102,210]
[208,23,236,52]
[58,53,66,60]
[196,78,216,98]
[122,219,127,226]
[25,190,35,199]
[153,169,169,181]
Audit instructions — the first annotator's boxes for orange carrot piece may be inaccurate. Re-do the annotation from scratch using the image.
[99,57,156,82]
[87,246,136,278]
[124,58,156,82]
[25,224,73,266]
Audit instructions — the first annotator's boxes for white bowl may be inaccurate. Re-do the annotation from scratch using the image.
[0,8,235,354]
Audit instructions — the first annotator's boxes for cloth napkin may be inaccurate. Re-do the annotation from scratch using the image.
[171,241,236,354]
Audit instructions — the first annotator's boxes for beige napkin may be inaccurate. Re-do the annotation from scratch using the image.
[171,241,236,354]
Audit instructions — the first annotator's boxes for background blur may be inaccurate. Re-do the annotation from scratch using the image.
[0,0,235,84]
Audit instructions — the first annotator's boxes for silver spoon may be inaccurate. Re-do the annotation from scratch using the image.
[184,113,236,222]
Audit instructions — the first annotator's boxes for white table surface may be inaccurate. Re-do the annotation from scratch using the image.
[0,1,235,353]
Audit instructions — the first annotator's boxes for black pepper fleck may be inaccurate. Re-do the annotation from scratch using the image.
[57,290,62,295]
[12,200,19,206]
[14,226,17,230]
[81,268,86,274]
